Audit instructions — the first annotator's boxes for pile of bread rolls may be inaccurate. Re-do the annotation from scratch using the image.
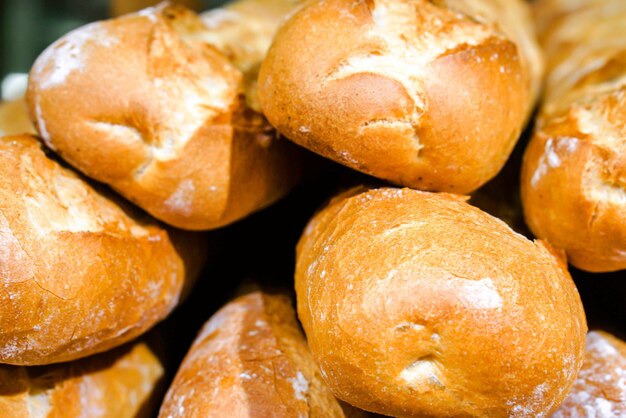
[1,0,624,416]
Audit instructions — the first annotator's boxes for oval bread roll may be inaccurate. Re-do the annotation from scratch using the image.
[520,0,626,272]
[27,3,302,230]
[551,331,626,417]
[295,187,587,417]
[0,134,205,365]
[258,0,543,194]
[0,341,163,418]
[159,291,368,418]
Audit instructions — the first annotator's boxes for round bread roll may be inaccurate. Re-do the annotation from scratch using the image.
[0,134,205,365]
[0,341,163,418]
[521,0,626,272]
[258,0,543,194]
[551,331,626,417]
[0,99,36,137]
[295,187,587,417]
[159,291,368,417]
[27,3,302,230]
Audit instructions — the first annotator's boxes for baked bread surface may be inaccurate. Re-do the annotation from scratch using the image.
[521,0,626,272]
[0,134,203,365]
[296,187,587,417]
[27,3,302,230]
[258,0,542,194]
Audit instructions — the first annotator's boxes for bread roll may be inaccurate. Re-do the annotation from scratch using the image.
[552,331,626,418]
[159,291,367,417]
[0,99,36,137]
[0,341,163,418]
[520,0,626,272]
[27,3,302,230]
[551,331,626,417]
[201,0,303,112]
[0,134,205,365]
[258,0,543,194]
[295,187,587,417]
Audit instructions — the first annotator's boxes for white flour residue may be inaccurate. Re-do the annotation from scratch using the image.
[287,371,309,401]
[164,180,195,216]
[136,6,159,22]
[453,277,503,310]
[371,2,389,27]
[587,332,619,357]
[201,8,239,29]
[552,332,626,417]
[34,98,53,149]
[338,150,359,166]
[400,358,438,387]
[507,383,549,418]
[26,390,52,418]
[531,137,579,187]
[33,22,118,90]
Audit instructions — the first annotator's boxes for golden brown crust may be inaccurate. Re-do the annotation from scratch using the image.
[295,187,587,417]
[159,292,366,418]
[258,0,542,194]
[551,331,626,417]
[0,99,36,137]
[521,0,626,272]
[0,341,163,418]
[0,134,205,365]
[26,2,302,230]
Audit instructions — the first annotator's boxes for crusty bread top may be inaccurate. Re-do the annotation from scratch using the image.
[521,0,626,272]
[295,187,587,417]
[159,292,365,417]
[27,3,302,230]
[0,342,163,418]
[258,0,541,194]
[551,331,626,417]
[520,88,626,272]
[0,134,203,365]
[439,0,543,106]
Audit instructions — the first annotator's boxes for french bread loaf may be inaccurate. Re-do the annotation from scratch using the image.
[0,341,163,418]
[27,2,302,230]
[521,0,626,272]
[0,134,205,365]
[159,291,368,417]
[258,0,543,194]
[295,187,587,417]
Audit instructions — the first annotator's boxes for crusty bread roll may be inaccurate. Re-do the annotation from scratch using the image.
[521,0,626,272]
[296,187,587,417]
[0,99,36,137]
[258,0,543,194]
[551,331,626,417]
[0,134,205,365]
[0,341,163,418]
[200,0,303,112]
[159,291,368,417]
[27,2,302,230]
